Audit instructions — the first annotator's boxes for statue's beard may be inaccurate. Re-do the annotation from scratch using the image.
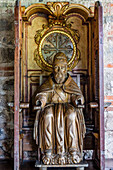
[54,72,66,84]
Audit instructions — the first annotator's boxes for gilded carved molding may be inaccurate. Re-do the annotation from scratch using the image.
[32,2,84,72]
[21,2,94,72]
[22,2,93,22]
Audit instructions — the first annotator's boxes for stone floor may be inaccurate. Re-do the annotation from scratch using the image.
[0,160,98,170]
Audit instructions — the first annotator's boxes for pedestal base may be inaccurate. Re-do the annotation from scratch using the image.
[39,168,47,170]
[35,160,88,170]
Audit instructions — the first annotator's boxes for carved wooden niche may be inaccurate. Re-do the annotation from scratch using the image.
[14,1,104,170]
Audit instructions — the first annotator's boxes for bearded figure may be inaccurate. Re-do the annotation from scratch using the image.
[34,52,86,165]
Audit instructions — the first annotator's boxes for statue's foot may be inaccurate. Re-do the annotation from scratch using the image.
[42,155,51,165]
[58,155,66,165]
[72,154,82,164]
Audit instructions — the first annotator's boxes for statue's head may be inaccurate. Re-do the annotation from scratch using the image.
[53,52,67,84]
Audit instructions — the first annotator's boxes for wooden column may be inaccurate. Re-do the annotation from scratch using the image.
[14,0,22,169]
[98,3,105,170]
[94,2,105,169]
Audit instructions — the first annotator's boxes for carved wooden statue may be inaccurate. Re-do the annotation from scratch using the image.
[14,2,104,169]
[34,52,86,165]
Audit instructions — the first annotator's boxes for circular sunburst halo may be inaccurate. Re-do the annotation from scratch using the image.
[38,30,77,69]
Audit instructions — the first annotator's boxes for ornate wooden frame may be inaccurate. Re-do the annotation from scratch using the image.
[14,1,104,170]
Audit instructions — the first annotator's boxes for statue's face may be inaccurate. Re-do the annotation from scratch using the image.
[53,62,67,84]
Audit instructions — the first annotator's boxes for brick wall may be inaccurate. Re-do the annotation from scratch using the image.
[0,0,113,164]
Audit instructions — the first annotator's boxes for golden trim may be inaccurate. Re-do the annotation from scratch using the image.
[22,4,52,21]
[22,3,94,22]
[39,30,76,68]
[63,4,94,19]
[68,49,81,71]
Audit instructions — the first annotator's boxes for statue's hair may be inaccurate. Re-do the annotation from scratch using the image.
[53,52,67,64]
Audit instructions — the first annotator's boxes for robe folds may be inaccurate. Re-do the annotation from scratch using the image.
[34,74,86,161]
